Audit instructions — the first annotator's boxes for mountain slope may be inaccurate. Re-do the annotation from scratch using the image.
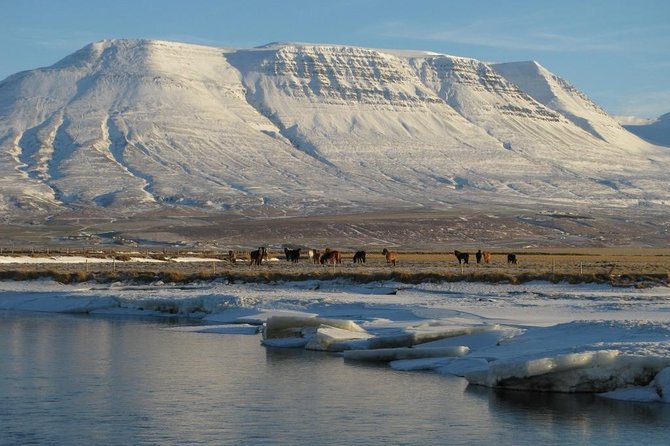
[0,39,668,222]
[0,40,369,216]
[492,61,651,151]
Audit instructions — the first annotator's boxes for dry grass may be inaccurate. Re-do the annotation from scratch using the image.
[0,248,668,287]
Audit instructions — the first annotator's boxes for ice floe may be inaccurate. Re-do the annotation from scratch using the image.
[1,278,669,403]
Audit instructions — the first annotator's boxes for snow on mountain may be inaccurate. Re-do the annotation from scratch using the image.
[622,112,670,147]
[492,61,651,151]
[0,39,668,220]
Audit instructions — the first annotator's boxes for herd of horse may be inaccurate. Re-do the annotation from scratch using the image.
[230,247,518,266]
[455,250,516,265]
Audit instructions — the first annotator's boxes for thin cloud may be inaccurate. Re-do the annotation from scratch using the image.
[607,90,670,118]
[154,35,258,49]
[32,38,93,50]
[5,27,101,51]
[373,18,665,53]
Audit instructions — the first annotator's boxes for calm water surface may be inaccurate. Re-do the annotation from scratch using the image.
[2,311,669,446]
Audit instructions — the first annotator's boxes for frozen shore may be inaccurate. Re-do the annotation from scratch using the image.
[1,277,669,403]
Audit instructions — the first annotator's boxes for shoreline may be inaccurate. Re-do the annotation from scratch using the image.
[2,276,670,402]
[0,267,667,288]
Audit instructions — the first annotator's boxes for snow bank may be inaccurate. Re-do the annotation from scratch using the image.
[465,351,670,393]
[0,255,226,264]
[0,255,112,264]
[167,257,223,263]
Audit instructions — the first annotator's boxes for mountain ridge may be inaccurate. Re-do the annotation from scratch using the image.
[0,39,668,232]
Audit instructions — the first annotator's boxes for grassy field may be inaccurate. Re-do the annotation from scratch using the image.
[0,247,668,287]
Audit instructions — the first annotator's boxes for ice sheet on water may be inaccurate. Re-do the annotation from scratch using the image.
[205,308,317,325]
[391,357,490,374]
[3,279,670,402]
[305,326,374,351]
[415,326,524,351]
[263,315,366,340]
[261,337,310,348]
[344,346,469,362]
[601,366,670,403]
[465,351,670,393]
[163,324,260,335]
[0,291,120,314]
[260,315,372,351]
[384,319,670,399]
[654,367,670,402]
[431,320,670,396]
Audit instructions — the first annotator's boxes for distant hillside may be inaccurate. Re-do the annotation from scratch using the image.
[623,113,670,147]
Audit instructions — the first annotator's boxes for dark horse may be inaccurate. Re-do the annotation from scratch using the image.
[454,250,469,264]
[353,250,366,264]
[250,247,267,266]
[507,253,518,265]
[284,247,301,263]
[320,250,342,264]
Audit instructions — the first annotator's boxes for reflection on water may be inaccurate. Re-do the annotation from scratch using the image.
[467,385,670,445]
[2,311,669,446]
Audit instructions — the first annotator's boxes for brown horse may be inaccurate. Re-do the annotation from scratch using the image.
[483,251,492,264]
[228,250,237,264]
[249,247,267,266]
[382,248,399,266]
[320,250,342,264]
[309,249,321,264]
[507,253,518,265]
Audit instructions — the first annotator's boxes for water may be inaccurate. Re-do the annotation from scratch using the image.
[2,312,669,446]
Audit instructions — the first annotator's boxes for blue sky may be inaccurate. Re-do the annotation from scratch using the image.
[1,0,668,117]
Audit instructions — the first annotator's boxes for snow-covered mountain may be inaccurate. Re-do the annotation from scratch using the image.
[622,113,670,147]
[1,39,668,223]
